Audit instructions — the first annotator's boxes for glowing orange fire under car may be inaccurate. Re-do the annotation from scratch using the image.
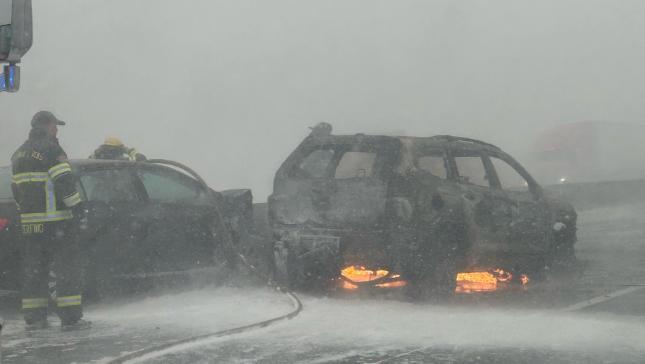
[340,266,407,290]
[340,266,529,292]
[454,268,529,293]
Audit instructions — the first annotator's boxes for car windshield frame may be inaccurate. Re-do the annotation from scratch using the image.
[484,150,543,198]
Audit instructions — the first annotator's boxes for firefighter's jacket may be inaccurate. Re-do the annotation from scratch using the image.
[10,131,82,224]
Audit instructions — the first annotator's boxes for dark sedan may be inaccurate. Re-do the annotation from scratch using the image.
[0,159,253,299]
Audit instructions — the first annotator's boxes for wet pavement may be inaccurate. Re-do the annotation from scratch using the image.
[3,203,645,363]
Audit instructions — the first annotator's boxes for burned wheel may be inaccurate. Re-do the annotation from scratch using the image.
[272,239,337,292]
[406,255,457,301]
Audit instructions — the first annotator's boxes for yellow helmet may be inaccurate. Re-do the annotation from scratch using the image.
[104,136,124,147]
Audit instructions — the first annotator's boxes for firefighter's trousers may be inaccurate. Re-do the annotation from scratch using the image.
[21,220,83,325]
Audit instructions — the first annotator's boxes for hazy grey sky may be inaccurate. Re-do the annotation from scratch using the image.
[2,0,645,199]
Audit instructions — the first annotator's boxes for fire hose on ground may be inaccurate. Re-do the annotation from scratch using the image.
[106,288,301,363]
[107,160,303,364]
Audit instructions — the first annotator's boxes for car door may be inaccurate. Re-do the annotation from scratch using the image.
[450,148,514,266]
[77,166,149,281]
[133,165,216,274]
[486,153,553,256]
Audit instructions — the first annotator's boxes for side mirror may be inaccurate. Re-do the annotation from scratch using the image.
[0,0,32,92]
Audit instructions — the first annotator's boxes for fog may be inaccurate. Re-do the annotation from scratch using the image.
[6,3,645,362]
[3,1,645,199]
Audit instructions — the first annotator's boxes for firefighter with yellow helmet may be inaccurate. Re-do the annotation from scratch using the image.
[10,111,90,330]
[89,137,146,161]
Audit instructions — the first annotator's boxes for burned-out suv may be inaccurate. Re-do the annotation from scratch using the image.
[268,123,577,296]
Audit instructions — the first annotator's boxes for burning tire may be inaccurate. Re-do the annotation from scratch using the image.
[405,253,458,300]
[273,239,343,291]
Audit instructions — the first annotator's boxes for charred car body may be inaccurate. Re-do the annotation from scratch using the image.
[0,159,252,299]
[268,124,577,296]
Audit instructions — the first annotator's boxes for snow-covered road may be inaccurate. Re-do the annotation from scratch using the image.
[3,204,645,363]
[1,287,294,363]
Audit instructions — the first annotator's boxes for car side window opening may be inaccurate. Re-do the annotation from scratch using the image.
[490,156,530,192]
[454,155,490,187]
[334,151,377,179]
[80,169,139,202]
[295,149,336,178]
[416,155,448,179]
[138,169,202,203]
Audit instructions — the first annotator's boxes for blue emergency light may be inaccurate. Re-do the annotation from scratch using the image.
[0,63,19,92]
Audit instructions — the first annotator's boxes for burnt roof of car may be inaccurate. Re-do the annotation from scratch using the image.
[425,135,501,150]
[308,123,502,151]
[313,133,502,151]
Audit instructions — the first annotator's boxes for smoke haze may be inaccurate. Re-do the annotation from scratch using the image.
[3,0,645,199]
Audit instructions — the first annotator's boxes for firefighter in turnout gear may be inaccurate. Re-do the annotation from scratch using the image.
[89,136,146,161]
[11,111,91,330]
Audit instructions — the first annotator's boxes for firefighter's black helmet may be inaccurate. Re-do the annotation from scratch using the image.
[31,111,66,128]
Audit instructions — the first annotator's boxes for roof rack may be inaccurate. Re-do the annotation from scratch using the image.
[433,135,500,150]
